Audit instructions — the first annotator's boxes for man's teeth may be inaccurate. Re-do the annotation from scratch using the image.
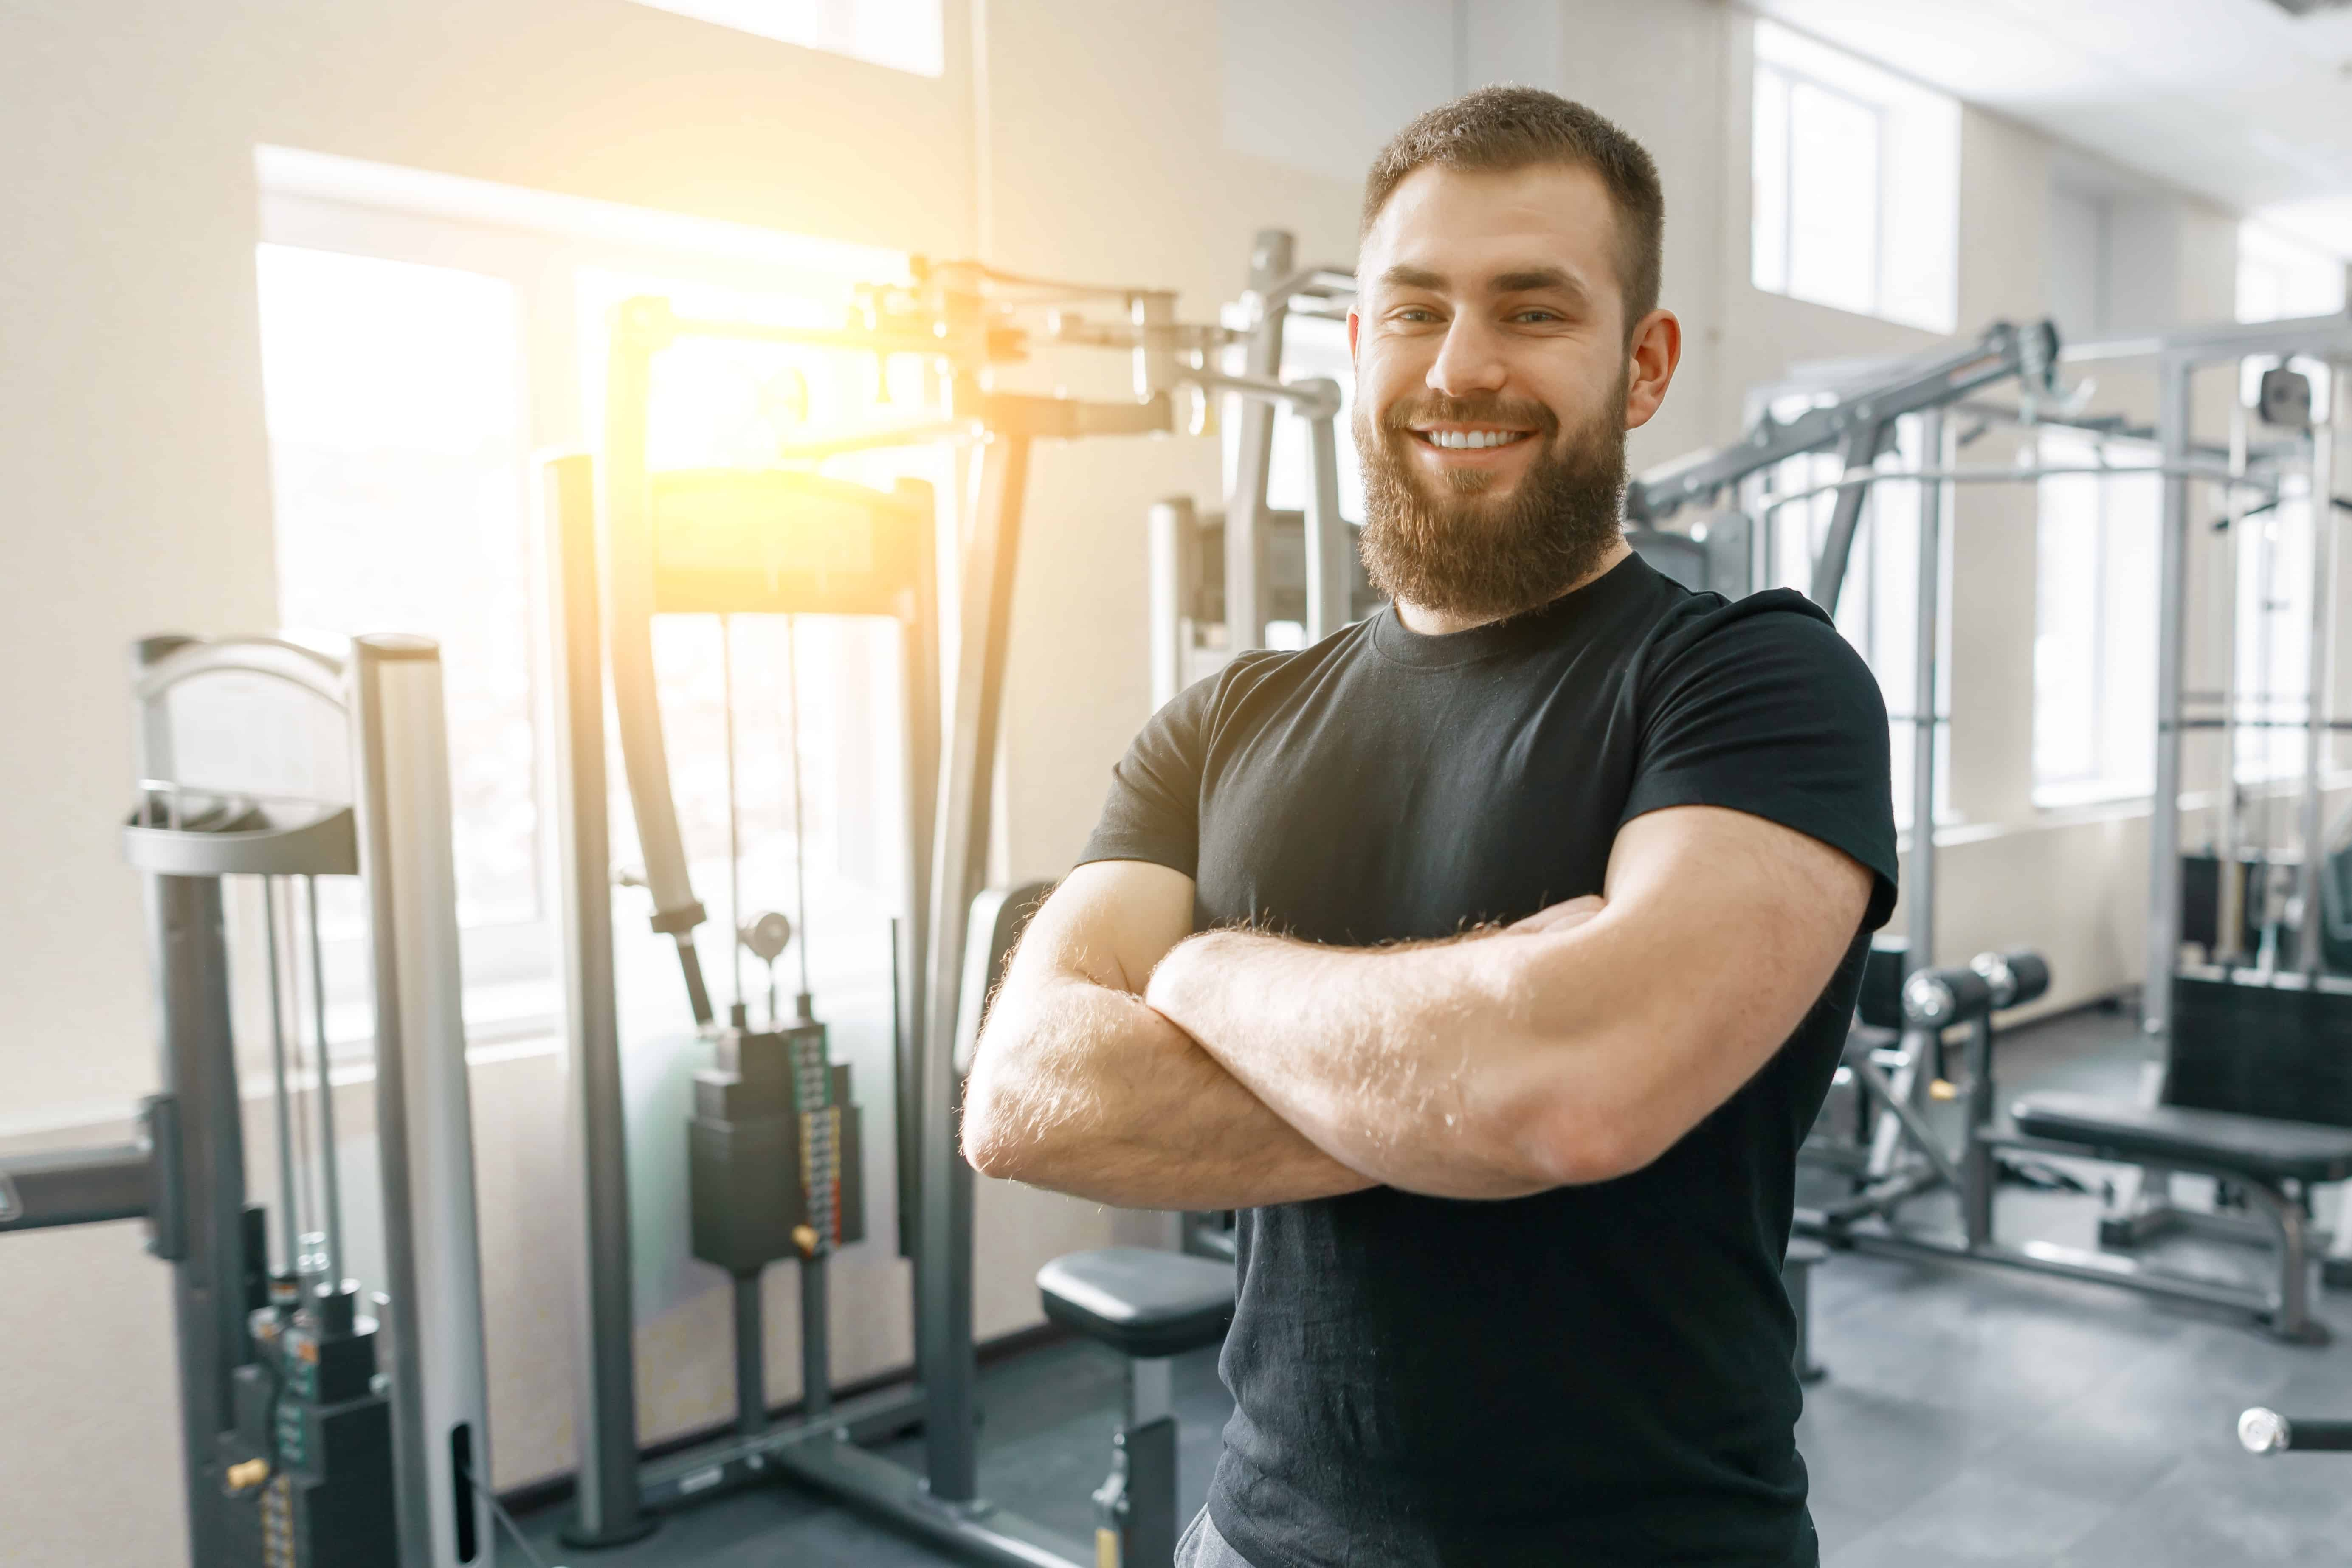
[1424,429,1527,450]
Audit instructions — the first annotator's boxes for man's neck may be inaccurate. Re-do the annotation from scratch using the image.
[1392,536,1633,636]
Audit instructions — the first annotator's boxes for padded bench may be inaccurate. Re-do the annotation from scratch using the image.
[1039,1246,1237,1359]
[1038,1247,1236,1568]
[2008,1090,2352,1342]
[2010,1093,2352,1185]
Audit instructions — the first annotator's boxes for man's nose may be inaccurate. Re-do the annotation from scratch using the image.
[1426,316,1509,399]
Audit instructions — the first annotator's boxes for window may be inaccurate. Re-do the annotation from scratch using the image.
[2031,432,2159,804]
[627,0,944,76]
[2237,224,2347,324]
[1751,20,1958,333]
[256,245,545,1045]
[255,155,936,1053]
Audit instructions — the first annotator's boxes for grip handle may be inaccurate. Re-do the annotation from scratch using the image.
[2241,1408,2352,1454]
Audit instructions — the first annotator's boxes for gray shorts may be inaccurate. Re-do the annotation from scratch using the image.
[1174,1506,1255,1568]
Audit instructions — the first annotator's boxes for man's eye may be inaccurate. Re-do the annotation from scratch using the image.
[1394,307,1439,322]
[1513,310,1560,324]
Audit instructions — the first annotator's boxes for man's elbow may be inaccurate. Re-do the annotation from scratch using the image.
[1512,1093,1661,1188]
[958,1069,1035,1181]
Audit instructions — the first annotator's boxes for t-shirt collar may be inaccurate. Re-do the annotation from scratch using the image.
[1369,549,1653,670]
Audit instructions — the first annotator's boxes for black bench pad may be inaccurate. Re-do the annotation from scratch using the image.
[1037,1247,1236,1359]
[2011,1091,2352,1184]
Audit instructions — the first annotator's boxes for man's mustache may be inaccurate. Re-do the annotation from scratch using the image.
[1380,395,1561,436]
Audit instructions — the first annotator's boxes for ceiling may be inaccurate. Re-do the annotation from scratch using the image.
[1746,0,2352,255]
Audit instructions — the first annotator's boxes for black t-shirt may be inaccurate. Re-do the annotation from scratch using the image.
[1078,552,1898,1568]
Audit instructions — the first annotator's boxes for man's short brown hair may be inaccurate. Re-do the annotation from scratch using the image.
[1361,87,1665,340]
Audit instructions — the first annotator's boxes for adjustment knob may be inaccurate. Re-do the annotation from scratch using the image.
[740,911,792,963]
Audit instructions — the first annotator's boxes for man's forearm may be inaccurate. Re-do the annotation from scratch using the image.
[961,971,1376,1210]
[1144,926,1565,1199]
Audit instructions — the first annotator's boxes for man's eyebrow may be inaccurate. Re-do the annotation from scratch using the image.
[1378,264,1447,290]
[1491,266,1586,299]
[1375,263,1591,302]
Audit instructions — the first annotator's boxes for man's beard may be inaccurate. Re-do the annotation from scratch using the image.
[1353,368,1629,622]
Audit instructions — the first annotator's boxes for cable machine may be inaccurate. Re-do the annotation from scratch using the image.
[549,257,1349,1567]
[0,634,492,1567]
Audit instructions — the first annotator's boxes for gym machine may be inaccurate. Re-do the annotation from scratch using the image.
[551,254,1338,1566]
[0,634,493,1566]
[1997,310,2352,1320]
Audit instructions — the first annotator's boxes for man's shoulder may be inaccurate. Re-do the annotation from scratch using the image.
[1635,587,1872,691]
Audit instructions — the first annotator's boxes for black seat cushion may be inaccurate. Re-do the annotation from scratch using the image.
[2011,1091,2352,1184]
[1037,1247,1236,1359]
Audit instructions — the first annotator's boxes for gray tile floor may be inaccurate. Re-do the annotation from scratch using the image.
[507,1003,2352,1567]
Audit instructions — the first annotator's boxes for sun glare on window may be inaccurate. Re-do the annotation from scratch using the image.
[628,0,944,77]
[255,244,540,932]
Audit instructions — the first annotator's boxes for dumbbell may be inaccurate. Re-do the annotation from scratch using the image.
[2240,1408,2352,1455]
[1899,949,2050,1031]
[1903,949,2050,1106]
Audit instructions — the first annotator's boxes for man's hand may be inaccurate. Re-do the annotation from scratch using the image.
[1143,806,1871,1199]
[958,859,1377,1210]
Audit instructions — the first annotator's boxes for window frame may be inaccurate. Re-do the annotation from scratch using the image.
[254,173,932,1053]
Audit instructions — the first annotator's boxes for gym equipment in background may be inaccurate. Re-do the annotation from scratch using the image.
[551,250,1364,1566]
[2031,310,2352,1300]
[0,634,492,1567]
[1038,1248,1236,1568]
[1802,944,2352,1341]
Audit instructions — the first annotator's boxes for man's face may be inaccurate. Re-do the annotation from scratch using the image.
[1348,162,1674,619]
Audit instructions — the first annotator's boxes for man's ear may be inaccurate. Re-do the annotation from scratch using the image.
[1623,308,1682,431]
[1347,308,1362,361]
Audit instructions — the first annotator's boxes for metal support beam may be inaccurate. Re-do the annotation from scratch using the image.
[1225,230,1295,654]
[919,432,1032,1501]
[545,453,656,1549]
[1301,381,1350,643]
[1809,421,1884,613]
[2144,360,2195,1040]
[147,870,254,1567]
[2298,370,2340,977]
[1908,408,1945,972]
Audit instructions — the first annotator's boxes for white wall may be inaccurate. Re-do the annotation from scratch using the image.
[0,1,2276,1562]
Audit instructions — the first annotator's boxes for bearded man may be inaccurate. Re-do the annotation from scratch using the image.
[961,87,1896,1568]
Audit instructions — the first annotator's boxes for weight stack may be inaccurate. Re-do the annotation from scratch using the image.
[690,1024,865,1275]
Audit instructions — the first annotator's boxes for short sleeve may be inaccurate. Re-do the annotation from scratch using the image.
[1623,591,1900,930]
[1075,670,1219,878]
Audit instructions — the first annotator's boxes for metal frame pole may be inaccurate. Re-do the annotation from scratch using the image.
[147,870,255,1566]
[2297,369,2340,976]
[1224,231,1295,654]
[2145,358,2196,1038]
[897,478,942,1274]
[2216,395,2248,962]
[1810,421,1883,613]
[544,453,656,1548]
[1909,410,1945,974]
[1301,383,1350,643]
[920,432,1031,1502]
[351,634,494,1567]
